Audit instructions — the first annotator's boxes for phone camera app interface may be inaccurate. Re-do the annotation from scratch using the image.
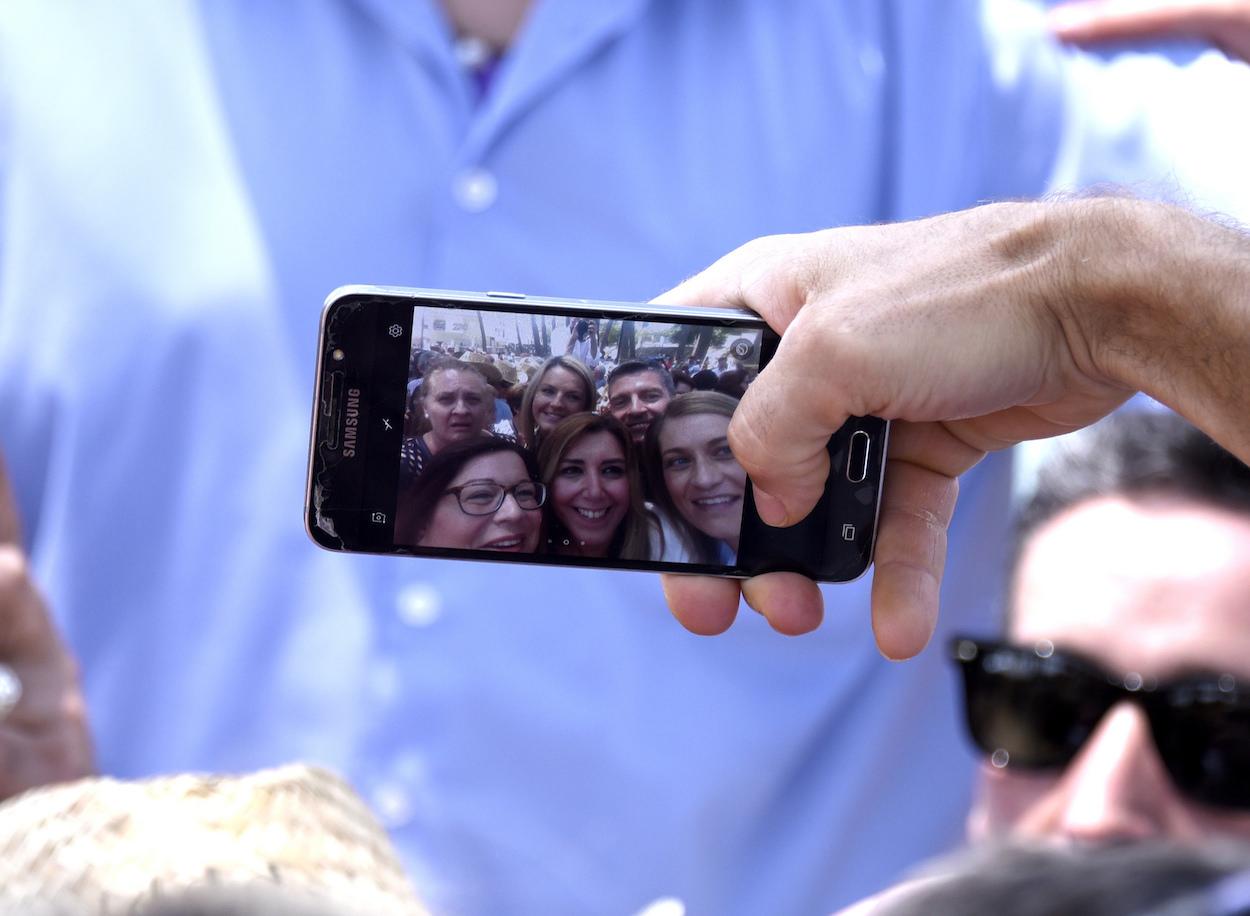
[394,306,763,569]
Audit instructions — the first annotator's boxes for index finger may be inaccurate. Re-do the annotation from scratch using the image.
[651,232,821,333]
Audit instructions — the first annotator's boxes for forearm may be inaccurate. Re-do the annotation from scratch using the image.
[1051,198,1250,462]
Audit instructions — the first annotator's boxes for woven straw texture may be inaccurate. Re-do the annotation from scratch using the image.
[0,764,429,915]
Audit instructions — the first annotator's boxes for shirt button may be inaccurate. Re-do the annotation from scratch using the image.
[397,583,442,627]
[372,782,414,827]
[454,35,493,70]
[453,168,498,212]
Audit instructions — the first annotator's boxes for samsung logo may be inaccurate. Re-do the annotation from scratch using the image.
[342,388,361,457]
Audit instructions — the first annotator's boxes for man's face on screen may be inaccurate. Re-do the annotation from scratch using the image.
[608,370,671,444]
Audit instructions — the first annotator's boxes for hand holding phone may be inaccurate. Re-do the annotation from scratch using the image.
[307,287,887,581]
[652,201,1242,653]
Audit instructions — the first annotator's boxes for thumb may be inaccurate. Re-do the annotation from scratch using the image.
[654,234,850,525]
[727,333,848,526]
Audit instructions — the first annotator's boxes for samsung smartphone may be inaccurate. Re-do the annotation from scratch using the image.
[306,287,887,581]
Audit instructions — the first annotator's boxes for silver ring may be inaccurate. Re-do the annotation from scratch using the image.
[0,662,21,720]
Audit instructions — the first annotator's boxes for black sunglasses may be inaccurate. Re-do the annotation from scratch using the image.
[951,637,1250,811]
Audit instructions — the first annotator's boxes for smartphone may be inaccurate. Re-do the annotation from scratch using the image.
[306,287,887,581]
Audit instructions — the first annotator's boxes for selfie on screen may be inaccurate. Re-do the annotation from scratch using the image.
[392,305,762,567]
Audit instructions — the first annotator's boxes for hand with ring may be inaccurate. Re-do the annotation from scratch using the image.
[0,453,93,799]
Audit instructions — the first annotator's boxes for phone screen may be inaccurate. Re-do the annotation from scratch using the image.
[308,289,886,581]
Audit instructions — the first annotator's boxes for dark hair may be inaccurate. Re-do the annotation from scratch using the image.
[607,360,675,396]
[413,349,435,377]
[714,368,748,399]
[395,436,539,546]
[1009,410,1250,608]
[880,841,1250,916]
[691,369,718,391]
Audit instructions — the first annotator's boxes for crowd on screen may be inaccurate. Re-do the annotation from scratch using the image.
[395,334,756,565]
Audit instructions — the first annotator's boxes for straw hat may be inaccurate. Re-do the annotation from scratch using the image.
[0,765,428,916]
[494,360,518,386]
[517,357,544,384]
[461,351,504,386]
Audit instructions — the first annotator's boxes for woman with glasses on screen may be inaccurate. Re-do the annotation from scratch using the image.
[646,392,747,566]
[396,438,546,553]
[537,413,667,561]
[515,356,595,449]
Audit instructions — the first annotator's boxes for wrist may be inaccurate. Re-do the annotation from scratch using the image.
[1045,198,1225,379]
[1057,197,1250,452]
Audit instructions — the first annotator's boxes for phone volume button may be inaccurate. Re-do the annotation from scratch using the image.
[486,290,527,299]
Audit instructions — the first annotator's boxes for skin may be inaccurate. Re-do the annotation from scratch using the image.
[1050,0,1250,65]
[439,0,530,48]
[0,457,92,799]
[968,496,1250,844]
[531,367,589,437]
[422,369,493,454]
[607,370,672,444]
[550,431,630,557]
[419,452,543,553]
[659,413,746,552]
[653,198,1250,654]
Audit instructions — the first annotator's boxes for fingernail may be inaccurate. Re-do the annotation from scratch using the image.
[753,486,788,527]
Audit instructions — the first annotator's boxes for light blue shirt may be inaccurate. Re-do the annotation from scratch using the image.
[1,2,1246,914]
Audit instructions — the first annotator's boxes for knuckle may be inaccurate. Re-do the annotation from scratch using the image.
[875,502,950,572]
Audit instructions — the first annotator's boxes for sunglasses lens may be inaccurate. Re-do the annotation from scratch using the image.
[1153,687,1250,810]
[959,645,1111,770]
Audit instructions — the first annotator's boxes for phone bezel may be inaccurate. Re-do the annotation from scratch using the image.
[306,286,888,582]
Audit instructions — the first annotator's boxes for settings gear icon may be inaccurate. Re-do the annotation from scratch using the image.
[387,324,403,338]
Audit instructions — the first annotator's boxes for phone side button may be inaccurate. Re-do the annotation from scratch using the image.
[846,430,871,483]
[486,290,527,299]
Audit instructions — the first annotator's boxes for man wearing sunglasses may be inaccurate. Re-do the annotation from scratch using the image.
[956,410,1250,843]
